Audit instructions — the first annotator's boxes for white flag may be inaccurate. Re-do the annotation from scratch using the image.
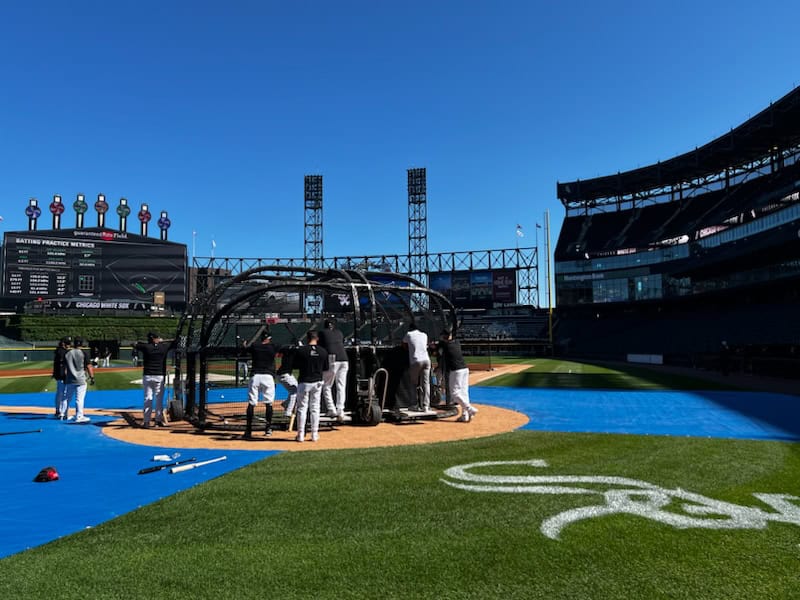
[516,225,524,238]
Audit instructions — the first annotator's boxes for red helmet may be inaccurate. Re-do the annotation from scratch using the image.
[33,466,59,482]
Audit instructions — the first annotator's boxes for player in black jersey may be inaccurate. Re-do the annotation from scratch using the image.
[135,332,175,427]
[242,331,278,438]
[319,319,349,420]
[293,330,329,442]
[52,336,71,418]
[436,329,478,423]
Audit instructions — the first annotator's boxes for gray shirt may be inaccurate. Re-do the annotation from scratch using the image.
[64,348,88,385]
[403,329,429,364]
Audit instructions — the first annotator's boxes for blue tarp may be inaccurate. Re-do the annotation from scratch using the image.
[0,408,274,559]
[471,387,800,441]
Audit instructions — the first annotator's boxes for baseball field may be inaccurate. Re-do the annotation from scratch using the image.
[0,357,798,599]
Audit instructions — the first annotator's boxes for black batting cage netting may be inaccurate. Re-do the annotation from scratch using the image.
[170,266,459,432]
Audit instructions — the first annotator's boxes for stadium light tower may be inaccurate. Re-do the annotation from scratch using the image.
[545,209,553,347]
[407,168,428,280]
[304,175,323,313]
[304,175,323,268]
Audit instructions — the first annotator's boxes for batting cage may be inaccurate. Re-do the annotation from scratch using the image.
[171,266,460,433]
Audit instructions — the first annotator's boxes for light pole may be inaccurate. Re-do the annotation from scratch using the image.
[545,209,553,353]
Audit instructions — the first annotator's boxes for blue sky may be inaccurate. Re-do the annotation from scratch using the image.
[0,1,798,267]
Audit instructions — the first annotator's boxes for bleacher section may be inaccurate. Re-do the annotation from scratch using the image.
[458,308,548,341]
[578,211,628,254]
[455,307,551,356]
[556,159,800,260]
[554,85,800,369]
[617,203,676,249]
[654,188,726,242]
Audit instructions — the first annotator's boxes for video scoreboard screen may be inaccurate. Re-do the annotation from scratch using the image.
[1,228,187,307]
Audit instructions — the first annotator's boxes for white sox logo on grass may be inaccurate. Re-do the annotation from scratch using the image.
[441,460,800,540]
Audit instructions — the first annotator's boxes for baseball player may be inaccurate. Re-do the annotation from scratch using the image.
[436,329,477,422]
[293,330,328,442]
[52,336,71,419]
[242,331,277,438]
[403,323,431,412]
[319,319,349,421]
[135,332,174,427]
[63,337,95,423]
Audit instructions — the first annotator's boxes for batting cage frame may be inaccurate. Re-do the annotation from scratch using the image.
[170,266,460,433]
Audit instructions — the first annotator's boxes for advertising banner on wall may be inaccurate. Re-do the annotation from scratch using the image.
[492,269,516,303]
[429,268,517,308]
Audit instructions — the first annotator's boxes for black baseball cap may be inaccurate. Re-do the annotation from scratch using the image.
[147,332,161,341]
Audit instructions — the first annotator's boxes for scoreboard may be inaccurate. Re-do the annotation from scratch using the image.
[1,228,187,307]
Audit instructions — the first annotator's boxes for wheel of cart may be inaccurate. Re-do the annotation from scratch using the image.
[352,367,388,426]
[430,369,445,408]
[168,373,186,421]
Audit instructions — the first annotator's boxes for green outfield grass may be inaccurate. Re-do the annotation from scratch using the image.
[0,432,797,599]
[0,360,245,394]
[0,357,738,395]
[0,361,141,393]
